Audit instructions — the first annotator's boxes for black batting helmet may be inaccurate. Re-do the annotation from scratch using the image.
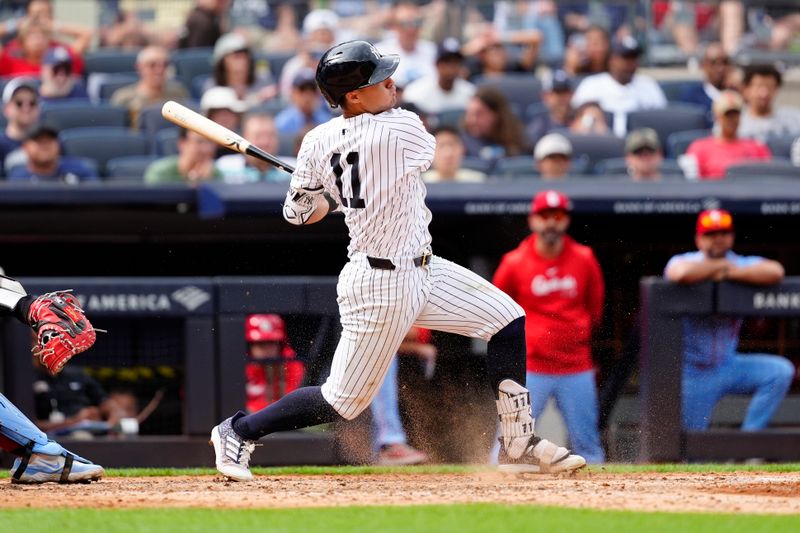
[315,40,400,108]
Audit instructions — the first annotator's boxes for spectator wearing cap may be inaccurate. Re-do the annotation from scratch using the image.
[217,113,287,183]
[534,133,572,180]
[572,36,667,137]
[144,128,222,185]
[423,126,486,183]
[201,86,248,134]
[739,64,800,142]
[6,122,98,183]
[374,1,437,88]
[684,91,771,180]
[0,78,40,167]
[274,69,333,138]
[493,190,606,464]
[39,46,88,102]
[111,45,190,130]
[623,128,666,181]
[461,85,528,161]
[279,9,340,100]
[665,209,794,431]
[678,42,731,120]
[0,6,92,77]
[207,32,277,107]
[402,38,476,115]
[525,70,574,147]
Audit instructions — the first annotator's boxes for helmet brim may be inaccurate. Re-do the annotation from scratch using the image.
[365,54,400,88]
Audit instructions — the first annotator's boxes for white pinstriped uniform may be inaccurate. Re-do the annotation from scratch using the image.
[290,108,524,419]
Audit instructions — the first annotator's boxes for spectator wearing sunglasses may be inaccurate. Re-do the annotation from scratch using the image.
[493,190,606,464]
[39,46,88,102]
[374,1,436,89]
[0,78,40,168]
[679,42,731,122]
[111,45,190,129]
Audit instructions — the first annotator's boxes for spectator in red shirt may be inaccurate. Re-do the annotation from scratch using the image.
[243,314,304,414]
[0,13,91,77]
[684,90,771,179]
[493,190,605,463]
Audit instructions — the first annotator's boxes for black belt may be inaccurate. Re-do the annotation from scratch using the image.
[367,254,431,270]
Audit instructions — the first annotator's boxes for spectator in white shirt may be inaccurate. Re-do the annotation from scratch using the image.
[374,1,437,88]
[402,38,475,115]
[571,36,667,137]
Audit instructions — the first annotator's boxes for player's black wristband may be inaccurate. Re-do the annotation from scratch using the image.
[323,192,339,212]
[12,295,35,324]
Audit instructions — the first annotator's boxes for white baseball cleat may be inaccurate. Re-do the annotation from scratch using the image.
[498,436,586,474]
[210,415,256,482]
[10,453,104,484]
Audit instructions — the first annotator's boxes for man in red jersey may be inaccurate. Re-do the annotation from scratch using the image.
[493,190,605,463]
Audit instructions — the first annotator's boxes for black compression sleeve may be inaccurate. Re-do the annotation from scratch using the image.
[11,295,35,324]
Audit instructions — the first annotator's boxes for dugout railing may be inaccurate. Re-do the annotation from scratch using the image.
[639,277,800,463]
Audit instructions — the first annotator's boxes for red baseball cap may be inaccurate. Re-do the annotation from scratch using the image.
[696,209,734,235]
[531,190,572,215]
[245,314,287,343]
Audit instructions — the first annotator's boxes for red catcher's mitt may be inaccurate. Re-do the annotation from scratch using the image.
[27,292,96,374]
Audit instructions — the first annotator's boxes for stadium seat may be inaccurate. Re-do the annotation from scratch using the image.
[59,127,149,176]
[428,108,465,129]
[138,104,184,137]
[724,159,800,180]
[627,105,709,157]
[41,102,128,129]
[595,157,686,178]
[191,74,212,100]
[105,155,160,182]
[83,49,140,75]
[255,50,296,79]
[493,156,537,179]
[667,129,710,158]
[461,157,494,174]
[473,74,542,119]
[171,48,214,91]
[278,132,297,157]
[251,98,289,116]
[154,128,180,156]
[658,79,703,103]
[561,133,625,173]
[89,72,139,102]
[765,133,797,159]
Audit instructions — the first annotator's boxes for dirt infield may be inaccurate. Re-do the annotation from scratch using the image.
[2,471,800,514]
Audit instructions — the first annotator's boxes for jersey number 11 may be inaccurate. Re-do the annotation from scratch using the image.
[331,152,365,209]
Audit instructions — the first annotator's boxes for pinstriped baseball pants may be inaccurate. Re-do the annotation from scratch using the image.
[321,253,525,420]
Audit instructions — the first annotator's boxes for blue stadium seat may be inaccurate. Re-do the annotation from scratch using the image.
[278,132,297,157]
[191,74,212,100]
[765,133,797,159]
[89,72,139,102]
[154,128,180,156]
[724,159,800,180]
[658,79,703,103]
[171,48,214,91]
[428,108,465,129]
[254,51,295,79]
[666,129,710,158]
[493,156,537,179]
[251,98,289,116]
[105,155,160,181]
[461,157,494,174]
[473,74,542,119]
[138,104,183,137]
[561,133,626,173]
[41,102,128,129]
[595,157,686,178]
[627,105,709,157]
[83,49,140,75]
[59,127,149,176]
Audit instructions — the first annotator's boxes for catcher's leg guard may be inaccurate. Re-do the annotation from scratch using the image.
[0,393,102,483]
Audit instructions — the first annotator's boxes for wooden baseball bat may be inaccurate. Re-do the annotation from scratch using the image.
[160,100,296,174]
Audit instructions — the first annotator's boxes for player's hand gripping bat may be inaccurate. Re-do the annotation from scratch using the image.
[161,100,296,174]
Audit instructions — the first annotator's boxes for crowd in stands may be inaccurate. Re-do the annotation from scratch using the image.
[0,0,797,185]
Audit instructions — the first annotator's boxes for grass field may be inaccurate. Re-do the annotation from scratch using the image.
[1,464,798,533]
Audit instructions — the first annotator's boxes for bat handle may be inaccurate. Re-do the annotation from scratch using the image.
[245,145,296,174]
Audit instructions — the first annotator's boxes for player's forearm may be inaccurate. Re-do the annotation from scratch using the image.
[0,275,34,323]
[665,260,726,284]
[726,260,785,285]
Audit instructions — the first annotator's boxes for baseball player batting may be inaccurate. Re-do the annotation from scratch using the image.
[210,40,586,481]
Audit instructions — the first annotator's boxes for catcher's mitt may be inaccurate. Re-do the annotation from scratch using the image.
[27,291,96,374]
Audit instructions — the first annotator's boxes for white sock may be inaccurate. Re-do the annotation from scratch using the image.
[496,379,536,459]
